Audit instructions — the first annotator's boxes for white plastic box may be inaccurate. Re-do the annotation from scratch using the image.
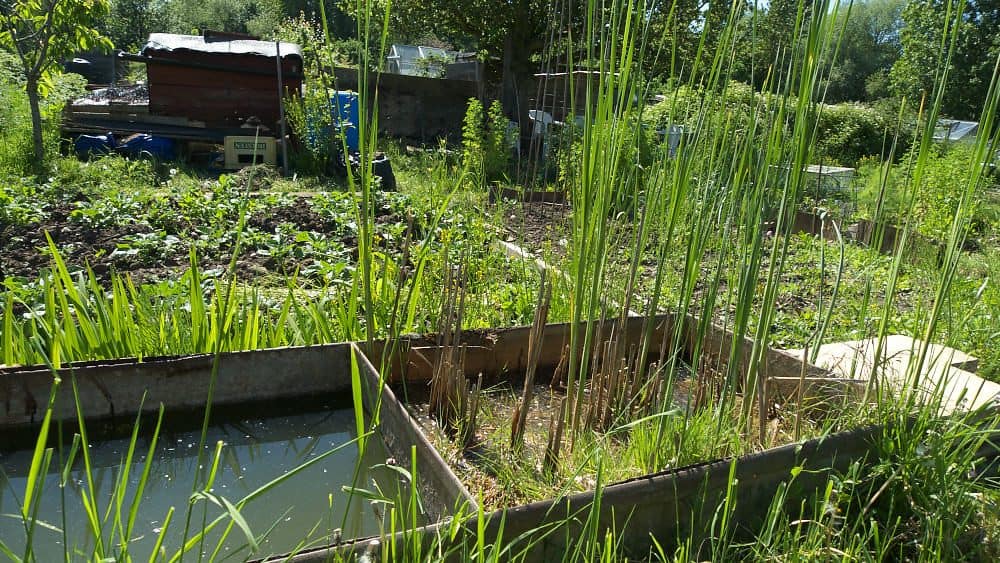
[224,136,277,169]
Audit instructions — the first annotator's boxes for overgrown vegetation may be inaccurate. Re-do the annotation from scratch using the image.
[1,0,1000,559]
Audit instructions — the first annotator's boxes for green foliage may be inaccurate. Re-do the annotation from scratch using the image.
[821,0,905,103]
[0,68,35,176]
[284,84,337,176]
[733,0,813,88]
[0,70,84,178]
[271,12,362,68]
[557,112,655,216]
[813,102,895,166]
[164,0,285,37]
[460,98,485,188]
[0,0,112,164]
[891,0,1000,119]
[648,82,904,167]
[413,52,452,78]
[275,14,373,174]
[101,0,169,51]
[0,0,113,79]
[855,155,908,221]
[484,100,511,184]
[856,144,998,239]
[912,144,997,239]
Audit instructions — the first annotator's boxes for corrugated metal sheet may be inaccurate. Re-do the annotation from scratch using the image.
[142,33,302,60]
[934,119,979,142]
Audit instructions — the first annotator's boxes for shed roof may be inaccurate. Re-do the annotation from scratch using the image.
[804,164,855,176]
[934,119,978,141]
[141,33,302,60]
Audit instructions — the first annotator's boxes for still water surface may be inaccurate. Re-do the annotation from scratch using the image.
[0,407,401,560]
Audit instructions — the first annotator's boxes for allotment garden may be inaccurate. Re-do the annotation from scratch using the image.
[2,0,1000,560]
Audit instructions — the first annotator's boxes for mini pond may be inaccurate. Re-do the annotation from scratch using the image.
[0,404,408,561]
[0,343,469,562]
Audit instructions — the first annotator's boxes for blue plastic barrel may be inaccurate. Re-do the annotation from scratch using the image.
[74,133,116,157]
[332,91,359,153]
[120,134,177,161]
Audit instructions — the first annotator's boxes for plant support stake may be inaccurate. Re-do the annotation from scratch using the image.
[275,41,289,176]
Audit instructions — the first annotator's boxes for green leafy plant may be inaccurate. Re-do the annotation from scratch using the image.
[0,0,113,166]
[461,97,486,189]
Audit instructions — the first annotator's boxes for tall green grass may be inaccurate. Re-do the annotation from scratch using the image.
[3,0,1000,558]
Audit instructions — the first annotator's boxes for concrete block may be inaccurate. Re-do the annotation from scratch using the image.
[798,335,999,413]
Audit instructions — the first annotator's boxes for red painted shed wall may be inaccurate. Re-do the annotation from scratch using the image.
[145,49,302,132]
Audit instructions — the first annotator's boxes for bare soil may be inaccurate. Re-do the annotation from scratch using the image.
[0,195,374,285]
[498,201,571,260]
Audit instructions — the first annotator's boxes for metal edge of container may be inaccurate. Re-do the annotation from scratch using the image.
[276,422,887,562]
[0,343,359,435]
[367,313,834,397]
[351,343,476,524]
[0,342,473,545]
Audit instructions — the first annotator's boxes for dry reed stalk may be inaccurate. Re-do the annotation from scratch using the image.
[463,373,483,448]
[543,396,567,475]
[550,344,570,392]
[625,343,642,410]
[430,260,472,438]
[606,354,627,429]
[511,272,552,450]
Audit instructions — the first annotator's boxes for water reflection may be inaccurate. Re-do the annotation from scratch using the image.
[0,408,406,560]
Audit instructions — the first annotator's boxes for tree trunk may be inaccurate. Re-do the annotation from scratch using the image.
[499,12,536,149]
[25,76,45,167]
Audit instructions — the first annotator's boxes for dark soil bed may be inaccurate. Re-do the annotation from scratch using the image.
[498,201,571,260]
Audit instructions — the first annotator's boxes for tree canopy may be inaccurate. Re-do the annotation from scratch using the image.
[0,0,112,164]
[891,0,1000,119]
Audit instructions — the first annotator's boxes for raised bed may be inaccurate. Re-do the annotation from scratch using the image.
[0,343,471,559]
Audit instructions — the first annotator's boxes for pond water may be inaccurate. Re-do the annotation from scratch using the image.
[0,407,406,561]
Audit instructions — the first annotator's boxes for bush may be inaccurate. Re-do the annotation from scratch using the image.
[556,111,656,216]
[855,155,908,222]
[814,102,893,166]
[460,97,485,188]
[484,100,511,184]
[855,144,999,240]
[914,144,997,240]
[460,98,511,189]
[646,82,907,168]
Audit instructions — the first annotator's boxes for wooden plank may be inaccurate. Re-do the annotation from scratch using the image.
[61,119,239,142]
[146,65,302,92]
[66,111,206,128]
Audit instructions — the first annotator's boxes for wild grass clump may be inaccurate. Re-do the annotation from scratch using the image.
[3,0,1000,558]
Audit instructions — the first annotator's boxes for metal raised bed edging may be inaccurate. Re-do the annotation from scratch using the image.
[282,413,1000,562]
[277,423,887,562]
[364,313,833,397]
[0,342,472,527]
[273,314,857,561]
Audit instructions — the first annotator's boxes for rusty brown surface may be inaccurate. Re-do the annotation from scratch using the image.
[143,46,303,131]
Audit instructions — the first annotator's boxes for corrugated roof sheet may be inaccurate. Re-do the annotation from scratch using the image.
[141,33,303,60]
[934,119,979,141]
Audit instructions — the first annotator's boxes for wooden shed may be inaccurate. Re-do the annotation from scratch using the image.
[134,33,303,133]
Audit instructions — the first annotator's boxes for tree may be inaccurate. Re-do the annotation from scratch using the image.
[360,0,551,137]
[0,0,112,166]
[102,0,169,52]
[891,0,1000,119]
[732,0,813,89]
[165,0,285,37]
[822,0,904,103]
[643,0,750,84]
